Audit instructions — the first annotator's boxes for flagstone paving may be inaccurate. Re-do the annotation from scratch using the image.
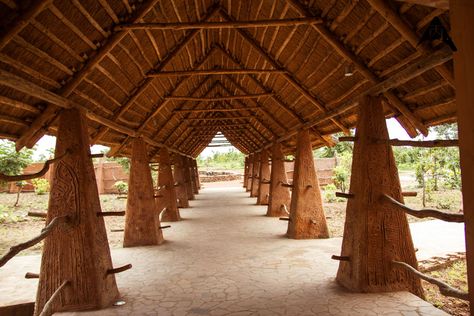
[0,183,448,315]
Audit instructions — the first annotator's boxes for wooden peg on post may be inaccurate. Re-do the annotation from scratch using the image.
[286,129,329,239]
[35,108,119,314]
[336,95,423,297]
[250,153,260,197]
[173,155,190,208]
[124,138,164,247]
[257,150,271,205]
[157,147,181,222]
[267,143,291,217]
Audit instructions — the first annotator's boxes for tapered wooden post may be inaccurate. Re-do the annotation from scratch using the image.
[35,108,119,315]
[173,155,189,208]
[157,147,181,222]
[250,153,260,197]
[124,138,164,247]
[184,157,195,201]
[287,129,329,239]
[267,143,291,217]
[243,157,249,189]
[336,96,423,297]
[257,150,270,205]
[246,154,253,192]
[451,1,474,311]
[191,159,199,193]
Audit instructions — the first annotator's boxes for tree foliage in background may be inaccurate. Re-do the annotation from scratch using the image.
[197,149,244,170]
[0,141,33,182]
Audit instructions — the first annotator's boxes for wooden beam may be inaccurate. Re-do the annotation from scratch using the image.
[166,94,272,101]
[148,69,287,76]
[173,106,259,113]
[395,0,449,9]
[184,116,247,121]
[115,17,322,30]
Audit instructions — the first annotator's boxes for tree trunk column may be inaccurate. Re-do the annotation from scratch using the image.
[191,159,199,194]
[157,147,181,222]
[287,129,329,239]
[246,154,253,192]
[124,138,164,247]
[35,108,119,315]
[173,155,189,208]
[267,143,291,217]
[250,153,260,197]
[257,150,271,205]
[184,157,195,201]
[243,156,249,189]
[336,96,423,297]
[451,1,474,311]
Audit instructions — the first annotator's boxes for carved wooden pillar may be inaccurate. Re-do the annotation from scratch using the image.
[287,129,329,239]
[257,150,270,205]
[184,157,195,201]
[124,138,164,247]
[336,96,423,297]
[267,143,291,217]
[243,156,249,189]
[35,108,119,315]
[173,155,189,208]
[191,159,199,194]
[250,153,260,197]
[451,2,474,310]
[246,154,254,192]
[157,147,181,222]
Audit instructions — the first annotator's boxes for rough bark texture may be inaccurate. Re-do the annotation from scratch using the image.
[336,96,423,297]
[184,157,195,201]
[243,157,249,189]
[191,159,199,194]
[287,129,329,239]
[35,108,119,315]
[257,150,270,205]
[188,157,197,197]
[250,153,260,198]
[193,159,201,190]
[451,1,474,311]
[246,154,253,192]
[267,143,291,217]
[158,147,181,222]
[173,155,190,208]
[124,138,164,247]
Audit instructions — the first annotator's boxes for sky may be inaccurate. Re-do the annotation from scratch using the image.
[30,118,423,160]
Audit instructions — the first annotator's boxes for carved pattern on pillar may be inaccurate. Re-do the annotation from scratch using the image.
[257,150,270,205]
[336,96,423,297]
[184,157,195,201]
[173,155,189,208]
[158,147,181,222]
[267,143,291,217]
[250,153,260,197]
[287,129,329,239]
[35,108,119,315]
[124,138,164,247]
[246,154,254,192]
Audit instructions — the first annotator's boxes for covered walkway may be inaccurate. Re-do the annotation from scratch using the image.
[1,183,446,315]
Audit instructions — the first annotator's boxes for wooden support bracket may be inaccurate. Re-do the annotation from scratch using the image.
[331,255,350,261]
[336,192,355,199]
[25,272,39,279]
[279,217,291,221]
[106,264,132,275]
[28,211,47,218]
[402,191,418,197]
[159,225,171,230]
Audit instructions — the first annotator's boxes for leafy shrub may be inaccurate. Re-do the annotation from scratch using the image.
[323,184,338,203]
[0,204,22,223]
[436,196,455,210]
[31,178,50,195]
[114,181,128,194]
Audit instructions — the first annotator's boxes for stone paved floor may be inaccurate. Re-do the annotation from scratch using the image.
[0,184,448,315]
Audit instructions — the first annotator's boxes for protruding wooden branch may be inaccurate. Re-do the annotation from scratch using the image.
[116,196,127,199]
[159,225,171,230]
[90,153,105,158]
[280,204,290,215]
[281,183,294,188]
[107,264,132,275]
[110,228,124,232]
[336,192,354,199]
[392,261,469,301]
[0,151,68,182]
[283,159,295,162]
[402,191,418,197]
[115,18,322,31]
[166,94,272,101]
[38,280,70,316]
[149,69,287,77]
[331,255,350,261]
[279,217,291,221]
[25,272,39,279]
[28,211,47,218]
[0,215,68,267]
[96,211,125,217]
[386,139,458,147]
[383,194,464,222]
[338,136,356,142]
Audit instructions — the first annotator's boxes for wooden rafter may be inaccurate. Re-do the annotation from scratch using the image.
[165,93,272,101]
[115,17,322,30]
[173,106,259,113]
[395,0,449,9]
[148,69,287,76]
[184,116,248,121]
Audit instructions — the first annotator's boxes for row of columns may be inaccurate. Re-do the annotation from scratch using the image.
[35,107,201,314]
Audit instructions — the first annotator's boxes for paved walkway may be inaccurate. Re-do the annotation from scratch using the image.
[0,183,448,315]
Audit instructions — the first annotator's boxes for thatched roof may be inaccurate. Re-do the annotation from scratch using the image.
[0,0,456,158]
